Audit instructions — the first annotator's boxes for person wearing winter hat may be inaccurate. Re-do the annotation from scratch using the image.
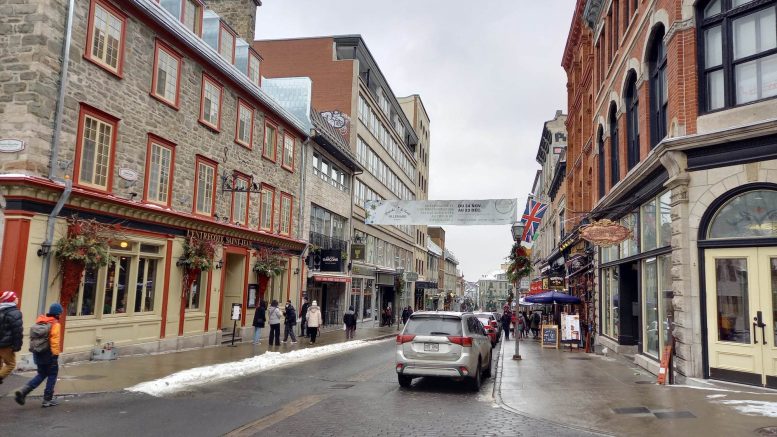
[15,302,63,408]
[0,291,24,384]
[305,300,323,344]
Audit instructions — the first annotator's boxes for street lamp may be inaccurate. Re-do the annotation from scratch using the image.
[510,222,525,361]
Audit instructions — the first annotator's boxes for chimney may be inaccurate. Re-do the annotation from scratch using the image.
[205,0,261,42]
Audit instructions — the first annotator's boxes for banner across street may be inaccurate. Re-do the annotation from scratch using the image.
[364,199,517,226]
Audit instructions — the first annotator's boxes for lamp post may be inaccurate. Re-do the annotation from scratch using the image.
[511,221,525,361]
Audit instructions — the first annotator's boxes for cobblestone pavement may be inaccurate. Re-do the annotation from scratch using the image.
[2,339,601,437]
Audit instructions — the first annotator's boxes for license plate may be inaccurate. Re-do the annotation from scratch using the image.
[424,343,439,352]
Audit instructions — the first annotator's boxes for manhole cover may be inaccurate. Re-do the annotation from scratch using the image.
[329,384,354,389]
[612,407,651,414]
[756,427,777,436]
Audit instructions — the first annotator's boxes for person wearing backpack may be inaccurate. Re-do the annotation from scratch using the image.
[343,305,357,340]
[15,302,63,408]
[0,291,24,384]
[282,300,298,344]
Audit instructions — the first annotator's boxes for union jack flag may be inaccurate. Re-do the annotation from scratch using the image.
[521,198,548,243]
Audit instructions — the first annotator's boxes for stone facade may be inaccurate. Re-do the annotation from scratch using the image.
[206,0,260,42]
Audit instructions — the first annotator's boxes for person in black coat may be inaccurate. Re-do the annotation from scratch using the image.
[299,296,310,338]
[343,305,357,340]
[252,300,267,345]
[0,291,24,384]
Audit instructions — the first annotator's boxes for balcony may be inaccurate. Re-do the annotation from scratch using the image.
[309,232,348,252]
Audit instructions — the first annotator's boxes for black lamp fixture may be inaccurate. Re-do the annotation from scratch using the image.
[215,259,224,270]
[221,170,263,194]
[511,222,526,242]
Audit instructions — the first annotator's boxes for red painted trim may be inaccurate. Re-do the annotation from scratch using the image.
[84,0,127,78]
[217,21,237,64]
[160,239,173,338]
[0,218,31,303]
[286,256,292,301]
[262,121,278,162]
[281,132,296,172]
[279,192,293,237]
[193,154,218,217]
[143,133,176,207]
[242,250,250,327]
[150,38,183,109]
[228,171,251,225]
[234,99,255,149]
[198,73,223,132]
[258,184,276,232]
[72,103,119,193]
[0,210,35,217]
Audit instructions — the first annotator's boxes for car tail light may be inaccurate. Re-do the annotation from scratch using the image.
[447,336,473,347]
[396,334,416,345]
[490,321,498,328]
[396,363,404,372]
[459,366,469,376]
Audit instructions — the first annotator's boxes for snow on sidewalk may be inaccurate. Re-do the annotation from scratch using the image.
[128,339,389,397]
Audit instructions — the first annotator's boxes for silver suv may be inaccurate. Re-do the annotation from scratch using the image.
[395,311,492,391]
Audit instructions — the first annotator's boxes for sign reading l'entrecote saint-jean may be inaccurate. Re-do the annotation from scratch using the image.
[186,230,252,248]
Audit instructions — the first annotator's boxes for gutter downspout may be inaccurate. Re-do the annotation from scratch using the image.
[298,135,311,301]
[38,0,75,315]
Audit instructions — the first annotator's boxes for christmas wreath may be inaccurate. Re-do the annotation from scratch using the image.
[506,242,532,283]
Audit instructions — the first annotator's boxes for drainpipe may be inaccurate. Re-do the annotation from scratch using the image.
[298,135,311,301]
[37,0,76,315]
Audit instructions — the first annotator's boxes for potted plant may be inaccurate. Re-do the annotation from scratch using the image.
[179,236,218,294]
[252,248,286,300]
[54,217,116,308]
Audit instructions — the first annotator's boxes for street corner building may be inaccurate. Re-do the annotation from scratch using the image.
[0,0,314,364]
[555,0,777,387]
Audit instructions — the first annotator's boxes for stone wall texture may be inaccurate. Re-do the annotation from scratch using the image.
[206,0,258,43]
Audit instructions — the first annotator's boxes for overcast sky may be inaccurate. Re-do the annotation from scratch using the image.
[255,1,574,281]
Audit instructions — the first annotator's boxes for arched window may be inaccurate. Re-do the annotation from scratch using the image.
[597,126,606,198]
[708,189,777,239]
[649,25,668,148]
[625,72,640,170]
[609,104,620,186]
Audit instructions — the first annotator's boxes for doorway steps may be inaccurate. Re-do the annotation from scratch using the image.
[221,327,243,345]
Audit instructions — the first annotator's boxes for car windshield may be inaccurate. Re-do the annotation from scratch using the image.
[474,314,493,320]
[477,318,490,325]
[404,317,462,336]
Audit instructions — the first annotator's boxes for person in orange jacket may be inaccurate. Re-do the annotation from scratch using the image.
[15,303,63,408]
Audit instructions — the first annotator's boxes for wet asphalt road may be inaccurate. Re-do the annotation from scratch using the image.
[2,339,598,436]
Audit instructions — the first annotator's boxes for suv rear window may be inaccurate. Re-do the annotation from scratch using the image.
[404,317,463,336]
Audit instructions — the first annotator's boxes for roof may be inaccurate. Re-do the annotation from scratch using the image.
[427,240,443,257]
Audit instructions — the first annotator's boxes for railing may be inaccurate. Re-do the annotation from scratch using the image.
[309,232,348,251]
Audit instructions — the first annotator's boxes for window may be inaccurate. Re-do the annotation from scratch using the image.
[377,88,390,115]
[263,122,277,161]
[134,257,158,313]
[199,74,222,130]
[625,72,640,170]
[280,193,292,236]
[699,0,777,111]
[282,132,295,171]
[186,270,205,310]
[180,0,203,36]
[312,152,349,192]
[248,51,261,86]
[708,189,777,238]
[609,104,620,186]
[259,185,275,232]
[144,135,175,206]
[230,173,250,226]
[641,191,672,250]
[151,40,182,108]
[74,105,118,192]
[649,26,668,148]
[235,100,254,148]
[218,22,236,64]
[598,126,606,198]
[601,266,620,339]
[85,0,126,76]
[194,156,217,216]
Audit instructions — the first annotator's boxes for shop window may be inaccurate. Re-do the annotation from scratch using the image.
[230,173,250,226]
[642,257,660,357]
[648,25,668,148]
[282,132,295,171]
[68,267,98,317]
[708,189,777,238]
[74,105,118,192]
[259,185,275,232]
[601,267,620,339]
[134,257,158,312]
[641,190,673,250]
[103,256,131,314]
[280,193,292,236]
[151,39,182,109]
[199,74,223,131]
[698,0,777,111]
[218,22,236,64]
[642,197,658,252]
[85,0,126,77]
[235,100,254,148]
[659,254,674,352]
[263,122,277,161]
[194,156,217,216]
[620,212,639,257]
[658,191,672,247]
[144,135,175,207]
[186,270,205,310]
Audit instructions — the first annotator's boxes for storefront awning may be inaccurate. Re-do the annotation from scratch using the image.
[415,281,438,289]
[311,273,352,283]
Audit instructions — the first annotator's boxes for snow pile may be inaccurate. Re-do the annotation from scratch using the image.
[716,400,777,418]
[128,339,387,396]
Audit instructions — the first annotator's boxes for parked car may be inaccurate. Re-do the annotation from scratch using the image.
[475,312,500,347]
[491,312,504,339]
[396,311,492,391]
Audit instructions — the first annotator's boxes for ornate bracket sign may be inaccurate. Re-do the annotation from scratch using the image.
[580,219,632,247]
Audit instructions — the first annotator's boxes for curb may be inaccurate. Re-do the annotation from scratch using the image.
[492,340,613,437]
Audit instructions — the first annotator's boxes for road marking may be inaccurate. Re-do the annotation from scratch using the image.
[224,394,328,436]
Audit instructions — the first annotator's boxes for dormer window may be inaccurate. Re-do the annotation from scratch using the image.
[218,22,236,64]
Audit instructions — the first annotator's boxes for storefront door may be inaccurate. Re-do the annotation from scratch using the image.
[705,248,777,388]
[221,253,246,330]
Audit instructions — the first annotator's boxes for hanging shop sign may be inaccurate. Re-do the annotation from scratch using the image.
[319,249,342,272]
[364,199,517,226]
[565,254,591,278]
[580,219,632,246]
[404,272,419,282]
[312,275,351,283]
[530,280,543,295]
[549,276,565,290]
[542,277,549,289]
[351,265,375,277]
[376,273,394,286]
[350,243,365,261]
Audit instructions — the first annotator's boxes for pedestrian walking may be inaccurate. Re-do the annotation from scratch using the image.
[306,300,322,344]
[515,311,526,339]
[522,311,531,338]
[252,300,267,344]
[401,306,411,325]
[0,291,24,385]
[15,303,63,407]
[502,304,512,340]
[343,305,357,340]
[282,300,298,344]
[299,296,310,338]
[268,300,282,346]
[530,310,541,339]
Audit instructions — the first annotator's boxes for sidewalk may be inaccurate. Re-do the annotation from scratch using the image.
[496,337,777,436]
[1,325,396,398]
